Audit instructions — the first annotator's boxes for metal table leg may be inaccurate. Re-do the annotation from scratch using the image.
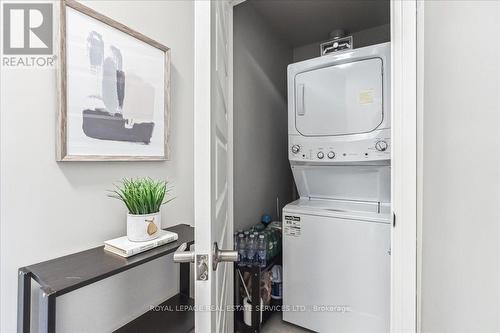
[179,262,190,297]
[251,267,260,332]
[39,288,56,333]
[17,268,31,333]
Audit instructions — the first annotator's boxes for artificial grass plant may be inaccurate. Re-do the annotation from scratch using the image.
[109,178,173,215]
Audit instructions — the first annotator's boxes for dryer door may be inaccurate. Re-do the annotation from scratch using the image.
[295,57,384,136]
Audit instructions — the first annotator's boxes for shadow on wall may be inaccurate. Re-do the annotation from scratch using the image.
[242,48,287,109]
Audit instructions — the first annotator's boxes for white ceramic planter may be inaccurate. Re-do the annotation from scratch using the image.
[127,212,161,242]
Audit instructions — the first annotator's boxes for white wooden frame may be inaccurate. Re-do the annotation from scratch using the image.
[390,1,418,332]
[193,1,212,330]
[195,0,419,332]
[416,1,425,332]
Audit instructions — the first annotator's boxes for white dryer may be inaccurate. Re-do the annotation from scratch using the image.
[288,42,391,164]
[283,42,391,333]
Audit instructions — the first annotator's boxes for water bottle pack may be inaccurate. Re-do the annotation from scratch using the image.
[234,216,282,268]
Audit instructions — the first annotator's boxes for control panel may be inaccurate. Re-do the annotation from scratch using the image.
[289,134,391,162]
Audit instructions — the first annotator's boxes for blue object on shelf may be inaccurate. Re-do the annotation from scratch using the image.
[261,214,272,225]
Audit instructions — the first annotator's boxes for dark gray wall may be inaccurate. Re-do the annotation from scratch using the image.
[233,2,294,230]
[293,24,390,62]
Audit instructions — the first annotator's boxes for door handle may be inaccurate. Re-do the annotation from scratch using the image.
[174,243,209,281]
[212,242,238,271]
[173,242,195,263]
[296,83,305,116]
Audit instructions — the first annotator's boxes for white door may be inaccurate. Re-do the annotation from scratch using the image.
[194,1,235,332]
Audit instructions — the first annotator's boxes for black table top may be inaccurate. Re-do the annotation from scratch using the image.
[21,224,194,296]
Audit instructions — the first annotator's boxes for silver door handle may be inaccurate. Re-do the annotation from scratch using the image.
[173,242,195,263]
[212,242,238,270]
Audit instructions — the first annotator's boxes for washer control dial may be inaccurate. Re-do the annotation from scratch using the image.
[327,151,335,159]
[317,151,325,159]
[375,140,388,152]
[291,145,300,154]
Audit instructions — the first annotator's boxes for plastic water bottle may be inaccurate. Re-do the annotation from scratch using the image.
[271,229,279,256]
[271,265,283,300]
[246,234,256,266]
[265,230,275,259]
[237,233,246,267]
[257,234,267,268]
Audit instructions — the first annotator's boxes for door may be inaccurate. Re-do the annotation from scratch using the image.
[194,1,235,332]
[295,58,384,136]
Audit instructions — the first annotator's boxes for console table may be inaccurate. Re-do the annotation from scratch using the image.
[18,224,194,333]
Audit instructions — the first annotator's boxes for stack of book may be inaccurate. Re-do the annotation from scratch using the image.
[104,230,178,258]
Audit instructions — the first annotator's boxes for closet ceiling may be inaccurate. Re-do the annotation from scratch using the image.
[247,0,390,47]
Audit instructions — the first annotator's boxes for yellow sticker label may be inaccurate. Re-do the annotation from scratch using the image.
[359,90,374,105]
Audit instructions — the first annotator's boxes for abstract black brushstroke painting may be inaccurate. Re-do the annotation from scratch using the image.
[83,31,154,144]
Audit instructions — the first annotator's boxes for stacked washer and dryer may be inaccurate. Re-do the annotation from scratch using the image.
[282,42,391,332]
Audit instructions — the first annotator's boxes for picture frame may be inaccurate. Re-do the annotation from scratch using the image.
[57,0,171,161]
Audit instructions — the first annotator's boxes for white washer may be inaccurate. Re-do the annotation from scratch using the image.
[282,199,391,333]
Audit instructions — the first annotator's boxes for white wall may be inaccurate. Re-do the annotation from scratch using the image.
[420,1,500,332]
[293,24,390,62]
[0,1,194,332]
[233,2,294,231]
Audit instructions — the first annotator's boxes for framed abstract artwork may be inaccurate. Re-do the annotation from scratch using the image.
[57,0,170,161]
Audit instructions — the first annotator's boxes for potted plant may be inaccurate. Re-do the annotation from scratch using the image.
[109,178,173,242]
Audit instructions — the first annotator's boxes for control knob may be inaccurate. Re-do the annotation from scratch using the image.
[291,145,300,154]
[317,152,324,159]
[327,151,335,159]
[375,141,388,152]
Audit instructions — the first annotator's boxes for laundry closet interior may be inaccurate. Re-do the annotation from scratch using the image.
[232,0,391,332]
